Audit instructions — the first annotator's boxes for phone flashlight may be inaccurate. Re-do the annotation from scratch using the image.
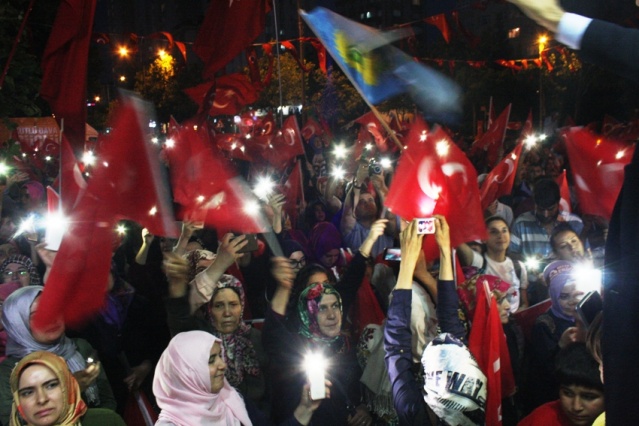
[304,352,326,400]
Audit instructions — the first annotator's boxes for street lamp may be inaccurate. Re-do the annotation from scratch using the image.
[117,46,129,58]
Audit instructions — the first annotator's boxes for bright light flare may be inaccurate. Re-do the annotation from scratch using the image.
[151,137,159,144]
[243,200,261,216]
[304,352,327,374]
[116,224,127,235]
[615,150,626,160]
[333,144,348,159]
[524,257,540,271]
[419,131,427,142]
[330,165,345,180]
[253,176,276,199]
[572,263,603,294]
[0,163,9,175]
[538,133,547,141]
[82,151,96,166]
[196,195,205,203]
[149,206,157,216]
[118,46,129,57]
[379,157,392,169]
[524,134,537,149]
[435,140,449,156]
[365,143,373,150]
[165,138,175,148]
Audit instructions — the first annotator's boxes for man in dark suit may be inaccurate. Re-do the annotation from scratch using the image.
[510,1,639,424]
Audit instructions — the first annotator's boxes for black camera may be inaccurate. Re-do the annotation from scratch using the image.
[368,159,382,176]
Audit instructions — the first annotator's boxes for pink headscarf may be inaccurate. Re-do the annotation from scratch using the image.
[153,331,252,426]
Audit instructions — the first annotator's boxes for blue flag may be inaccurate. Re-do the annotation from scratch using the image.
[301,7,462,122]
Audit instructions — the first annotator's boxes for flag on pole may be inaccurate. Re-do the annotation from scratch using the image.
[556,170,572,213]
[479,143,523,210]
[471,104,511,168]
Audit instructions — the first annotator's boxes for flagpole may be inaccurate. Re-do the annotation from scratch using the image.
[0,0,35,90]
[59,118,64,211]
[272,0,284,127]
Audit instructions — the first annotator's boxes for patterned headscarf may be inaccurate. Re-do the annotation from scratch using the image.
[10,351,87,426]
[0,255,42,286]
[298,282,343,344]
[2,286,100,406]
[544,260,577,322]
[457,274,512,321]
[205,274,260,389]
[185,249,216,283]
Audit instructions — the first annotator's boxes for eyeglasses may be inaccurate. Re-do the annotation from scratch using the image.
[2,270,28,279]
[318,302,341,315]
[290,257,306,269]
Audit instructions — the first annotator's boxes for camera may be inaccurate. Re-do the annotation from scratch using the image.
[368,159,382,176]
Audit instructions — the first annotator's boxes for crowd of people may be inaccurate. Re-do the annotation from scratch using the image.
[0,123,610,426]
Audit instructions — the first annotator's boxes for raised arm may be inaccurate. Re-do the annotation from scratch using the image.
[172,220,203,256]
[134,228,154,265]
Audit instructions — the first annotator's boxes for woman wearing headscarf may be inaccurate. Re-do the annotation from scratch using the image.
[154,330,324,426]
[164,237,268,409]
[10,351,125,426]
[0,254,41,362]
[0,286,116,422]
[528,260,585,411]
[307,222,346,280]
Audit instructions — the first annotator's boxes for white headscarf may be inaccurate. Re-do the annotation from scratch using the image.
[153,331,252,426]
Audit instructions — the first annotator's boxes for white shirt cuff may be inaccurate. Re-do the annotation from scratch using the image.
[556,13,593,50]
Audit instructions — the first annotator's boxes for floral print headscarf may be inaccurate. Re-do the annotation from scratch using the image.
[298,282,343,344]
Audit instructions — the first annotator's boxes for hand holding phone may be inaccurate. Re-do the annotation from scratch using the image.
[416,218,436,234]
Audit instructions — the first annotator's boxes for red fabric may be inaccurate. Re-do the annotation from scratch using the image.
[183,74,259,117]
[517,110,534,143]
[214,133,253,162]
[518,400,574,426]
[40,0,96,155]
[350,276,385,339]
[164,119,267,235]
[471,104,511,168]
[511,299,552,344]
[468,279,516,426]
[56,136,86,215]
[563,127,634,219]
[33,95,180,330]
[264,116,305,169]
[281,161,304,227]
[355,112,388,152]
[479,142,523,210]
[123,390,158,426]
[556,170,572,213]
[193,0,269,78]
[424,13,450,43]
[385,119,486,259]
[301,117,324,142]
[309,38,327,74]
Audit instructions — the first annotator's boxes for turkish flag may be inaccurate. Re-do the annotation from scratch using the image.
[385,118,486,258]
[468,279,516,426]
[355,112,388,152]
[214,133,253,162]
[184,73,259,117]
[479,142,523,210]
[516,109,533,143]
[33,94,180,330]
[301,117,324,142]
[556,169,572,213]
[164,118,268,234]
[54,136,87,215]
[265,115,305,169]
[471,104,511,168]
[563,127,634,219]
[193,0,270,78]
[40,0,96,156]
[281,160,304,227]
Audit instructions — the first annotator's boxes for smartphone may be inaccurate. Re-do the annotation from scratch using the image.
[416,217,436,234]
[235,234,259,254]
[576,291,603,329]
[384,247,402,262]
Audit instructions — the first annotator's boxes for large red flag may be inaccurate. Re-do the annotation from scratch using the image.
[355,112,388,152]
[264,116,305,169]
[56,136,86,215]
[479,143,523,210]
[563,127,634,219]
[469,280,516,426]
[184,73,259,117]
[385,119,486,257]
[40,0,96,155]
[472,104,511,168]
[193,0,270,78]
[556,170,572,213]
[301,117,324,142]
[164,119,268,234]
[281,160,304,227]
[33,94,180,330]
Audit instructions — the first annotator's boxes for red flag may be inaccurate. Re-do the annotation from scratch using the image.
[54,136,87,214]
[40,0,96,155]
[424,13,451,43]
[184,73,259,117]
[385,119,486,257]
[471,104,511,168]
[193,0,270,78]
[355,112,388,152]
[516,110,534,144]
[563,127,634,219]
[281,161,304,227]
[33,95,180,330]
[479,143,523,210]
[264,116,305,169]
[556,170,572,213]
[301,117,324,142]
[164,119,268,234]
[468,280,516,426]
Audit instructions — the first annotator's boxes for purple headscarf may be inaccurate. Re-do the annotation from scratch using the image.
[544,260,576,322]
[308,222,342,263]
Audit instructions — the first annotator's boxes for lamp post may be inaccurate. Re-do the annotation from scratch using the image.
[538,35,548,130]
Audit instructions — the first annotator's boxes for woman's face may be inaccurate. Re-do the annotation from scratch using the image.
[559,384,605,426]
[30,296,65,344]
[210,289,242,334]
[2,262,31,287]
[485,220,510,254]
[554,231,585,261]
[496,295,511,324]
[289,251,306,275]
[306,272,329,289]
[17,364,64,426]
[557,282,584,318]
[316,294,342,338]
[320,249,339,269]
[208,342,226,394]
[313,205,326,223]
